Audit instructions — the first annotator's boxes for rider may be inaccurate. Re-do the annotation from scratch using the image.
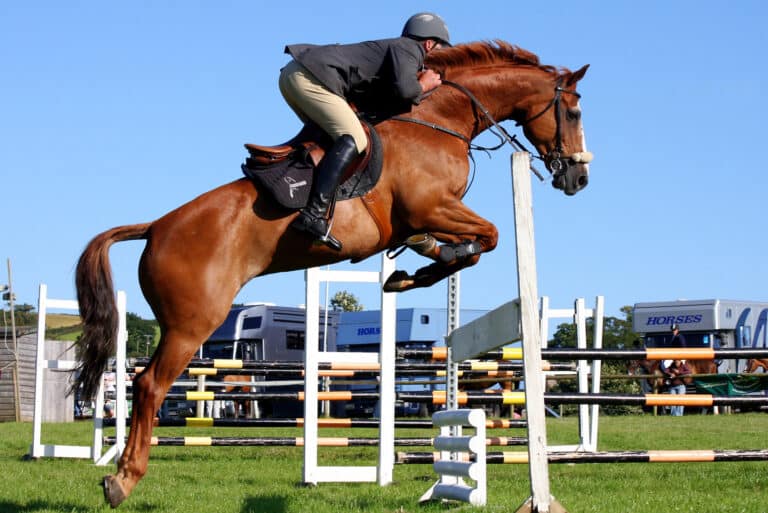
[670,323,687,347]
[279,12,450,250]
[660,324,687,374]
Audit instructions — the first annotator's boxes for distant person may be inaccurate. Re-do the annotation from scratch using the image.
[713,334,726,372]
[663,358,692,416]
[670,323,687,347]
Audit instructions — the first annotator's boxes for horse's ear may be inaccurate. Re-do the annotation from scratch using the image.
[566,64,589,87]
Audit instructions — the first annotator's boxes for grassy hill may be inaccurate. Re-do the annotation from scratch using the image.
[45,313,83,341]
[45,313,81,328]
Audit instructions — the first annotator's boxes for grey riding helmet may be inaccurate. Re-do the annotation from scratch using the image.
[402,12,451,47]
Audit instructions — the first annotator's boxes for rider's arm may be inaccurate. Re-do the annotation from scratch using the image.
[417,69,442,93]
[387,43,429,103]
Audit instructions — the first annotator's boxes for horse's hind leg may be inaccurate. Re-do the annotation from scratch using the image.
[103,328,206,507]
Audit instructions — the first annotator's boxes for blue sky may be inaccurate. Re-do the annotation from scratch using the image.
[2,1,767,322]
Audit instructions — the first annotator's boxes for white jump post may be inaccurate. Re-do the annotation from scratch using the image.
[303,253,396,485]
[30,283,128,465]
[540,295,605,452]
[510,152,566,513]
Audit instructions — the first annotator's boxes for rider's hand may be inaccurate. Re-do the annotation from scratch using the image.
[418,69,442,93]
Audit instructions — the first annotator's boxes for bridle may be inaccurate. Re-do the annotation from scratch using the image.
[390,77,585,181]
[514,77,582,175]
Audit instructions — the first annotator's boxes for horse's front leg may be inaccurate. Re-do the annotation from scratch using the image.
[384,200,498,292]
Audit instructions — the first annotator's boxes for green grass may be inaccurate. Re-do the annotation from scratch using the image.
[2,414,768,512]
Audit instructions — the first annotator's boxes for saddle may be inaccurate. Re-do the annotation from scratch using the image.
[242,123,383,210]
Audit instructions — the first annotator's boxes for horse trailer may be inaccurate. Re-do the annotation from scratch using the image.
[633,299,768,373]
[336,308,492,416]
[199,305,490,417]
[200,304,339,417]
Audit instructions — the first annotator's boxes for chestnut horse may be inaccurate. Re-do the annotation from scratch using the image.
[627,358,719,393]
[73,41,591,507]
[627,358,665,394]
[746,359,768,373]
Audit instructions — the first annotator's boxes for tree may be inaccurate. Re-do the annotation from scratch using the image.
[330,291,363,312]
[604,305,639,349]
[548,306,639,350]
[126,312,159,357]
[547,305,643,415]
[550,322,577,348]
[1,303,37,326]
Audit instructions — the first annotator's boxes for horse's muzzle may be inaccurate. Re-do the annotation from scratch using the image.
[551,151,592,196]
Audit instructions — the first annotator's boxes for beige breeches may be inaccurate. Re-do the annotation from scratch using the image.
[279,59,368,153]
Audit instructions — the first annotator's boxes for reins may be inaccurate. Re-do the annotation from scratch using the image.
[390,79,551,181]
[390,76,585,182]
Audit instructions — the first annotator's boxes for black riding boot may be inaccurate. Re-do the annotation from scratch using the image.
[291,134,359,251]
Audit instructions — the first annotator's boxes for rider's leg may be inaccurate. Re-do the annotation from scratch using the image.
[278,60,368,250]
[291,134,358,249]
[279,60,368,152]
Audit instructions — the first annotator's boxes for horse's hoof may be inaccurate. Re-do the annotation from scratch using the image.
[103,475,128,509]
[383,270,413,292]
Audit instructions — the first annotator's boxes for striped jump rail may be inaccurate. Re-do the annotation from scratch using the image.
[420,391,768,407]
[103,436,527,447]
[399,347,768,361]
[397,449,768,464]
[139,390,768,407]
[101,416,528,430]
[134,358,561,372]
[539,347,768,360]
[132,348,768,378]
[398,347,522,361]
[151,390,527,404]
[149,367,527,379]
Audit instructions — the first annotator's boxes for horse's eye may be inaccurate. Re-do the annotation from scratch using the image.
[566,109,581,122]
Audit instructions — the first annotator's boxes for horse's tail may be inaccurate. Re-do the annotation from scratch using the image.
[72,223,151,399]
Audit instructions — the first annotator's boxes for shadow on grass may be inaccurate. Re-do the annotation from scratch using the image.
[0,499,114,513]
[241,494,288,513]
[0,498,164,513]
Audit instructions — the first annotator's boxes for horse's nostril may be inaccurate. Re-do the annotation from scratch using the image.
[551,175,566,190]
[577,175,588,188]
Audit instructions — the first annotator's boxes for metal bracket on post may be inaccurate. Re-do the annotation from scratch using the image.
[446,272,460,414]
[445,273,462,485]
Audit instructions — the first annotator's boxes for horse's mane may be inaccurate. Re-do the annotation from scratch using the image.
[426,40,563,75]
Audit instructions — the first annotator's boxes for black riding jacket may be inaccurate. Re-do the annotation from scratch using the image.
[285,37,426,116]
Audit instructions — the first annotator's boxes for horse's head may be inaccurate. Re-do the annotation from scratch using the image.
[422,42,592,195]
[627,358,664,393]
[518,65,592,196]
[747,359,768,372]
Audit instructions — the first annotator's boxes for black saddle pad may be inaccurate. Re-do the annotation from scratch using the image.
[241,125,383,210]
